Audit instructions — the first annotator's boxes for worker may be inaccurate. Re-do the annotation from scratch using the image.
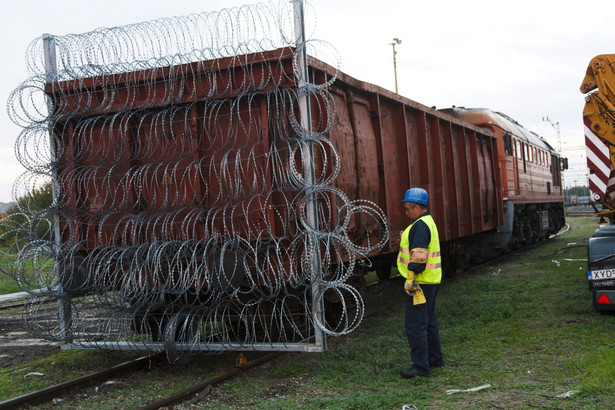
[397,187,444,378]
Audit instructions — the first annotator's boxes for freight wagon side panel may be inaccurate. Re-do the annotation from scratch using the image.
[317,62,503,255]
[52,49,503,294]
[375,96,410,246]
[327,88,388,253]
[50,50,302,295]
[403,109,501,241]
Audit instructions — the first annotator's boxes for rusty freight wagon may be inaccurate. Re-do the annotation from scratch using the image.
[319,64,506,275]
[42,45,505,352]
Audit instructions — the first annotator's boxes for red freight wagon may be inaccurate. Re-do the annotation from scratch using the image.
[47,47,505,297]
[50,49,306,295]
[312,58,505,274]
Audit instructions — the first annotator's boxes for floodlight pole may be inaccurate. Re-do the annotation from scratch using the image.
[390,38,402,94]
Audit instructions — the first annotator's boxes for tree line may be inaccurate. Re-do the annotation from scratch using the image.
[0,182,54,245]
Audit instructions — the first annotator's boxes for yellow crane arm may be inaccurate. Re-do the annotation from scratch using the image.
[581,54,615,145]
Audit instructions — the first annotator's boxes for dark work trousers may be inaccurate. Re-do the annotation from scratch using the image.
[404,283,443,372]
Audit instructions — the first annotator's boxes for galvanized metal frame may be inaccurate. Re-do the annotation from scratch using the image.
[292,0,327,353]
[44,34,73,343]
[48,0,328,354]
[61,341,325,353]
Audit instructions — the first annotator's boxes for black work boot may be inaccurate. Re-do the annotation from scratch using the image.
[400,367,430,378]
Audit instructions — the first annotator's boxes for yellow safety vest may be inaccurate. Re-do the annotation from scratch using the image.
[396,214,442,284]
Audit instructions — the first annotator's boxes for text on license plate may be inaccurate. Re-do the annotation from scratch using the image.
[589,268,615,280]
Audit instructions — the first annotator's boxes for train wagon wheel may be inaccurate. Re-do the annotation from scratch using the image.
[323,273,366,330]
[375,261,392,281]
[124,291,169,342]
[58,254,92,297]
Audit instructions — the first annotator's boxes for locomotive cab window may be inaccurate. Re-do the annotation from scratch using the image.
[540,150,544,166]
[529,146,533,163]
[504,133,512,156]
[543,150,547,166]
[515,140,522,159]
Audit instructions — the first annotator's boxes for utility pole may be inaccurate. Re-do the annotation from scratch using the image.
[390,38,402,93]
[543,116,566,209]
[542,116,561,155]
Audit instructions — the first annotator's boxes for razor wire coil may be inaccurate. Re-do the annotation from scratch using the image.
[1,0,388,360]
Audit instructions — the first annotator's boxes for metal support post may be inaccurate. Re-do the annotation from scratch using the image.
[44,34,72,342]
[292,0,326,352]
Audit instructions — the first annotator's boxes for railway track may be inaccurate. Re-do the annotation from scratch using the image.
[0,302,25,312]
[0,349,281,409]
[116,227,580,408]
[0,354,167,409]
[137,352,279,409]
[136,282,406,409]
[0,277,401,408]
[565,210,596,217]
[0,227,574,408]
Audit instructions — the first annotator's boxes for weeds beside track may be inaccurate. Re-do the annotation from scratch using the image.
[0,216,612,409]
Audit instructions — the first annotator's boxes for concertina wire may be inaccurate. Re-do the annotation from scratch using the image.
[0,0,388,360]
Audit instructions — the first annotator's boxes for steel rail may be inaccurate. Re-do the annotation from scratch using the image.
[137,353,279,410]
[0,353,165,409]
[0,302,26,311]
[137,279,406,410]
[565,211,596,217]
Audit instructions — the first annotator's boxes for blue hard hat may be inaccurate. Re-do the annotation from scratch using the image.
[402,188,428,205]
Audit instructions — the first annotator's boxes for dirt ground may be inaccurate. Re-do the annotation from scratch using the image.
[0,308,61,369]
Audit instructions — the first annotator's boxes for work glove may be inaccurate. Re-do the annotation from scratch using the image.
[413,288,426,305]
[404,271,426,305]
[404,274,418,296]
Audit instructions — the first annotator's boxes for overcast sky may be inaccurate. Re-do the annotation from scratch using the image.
[1,0,613,202]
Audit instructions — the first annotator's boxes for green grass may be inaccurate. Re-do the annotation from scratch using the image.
[0,271,21,295]
[1,216,613,409]
[0,276,21,294]
[0,246,53,294]
[0,351,133,399]
[203,216,615,408]
[0,247,21,294]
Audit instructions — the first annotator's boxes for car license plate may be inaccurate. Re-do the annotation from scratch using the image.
[588,268,615,280]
